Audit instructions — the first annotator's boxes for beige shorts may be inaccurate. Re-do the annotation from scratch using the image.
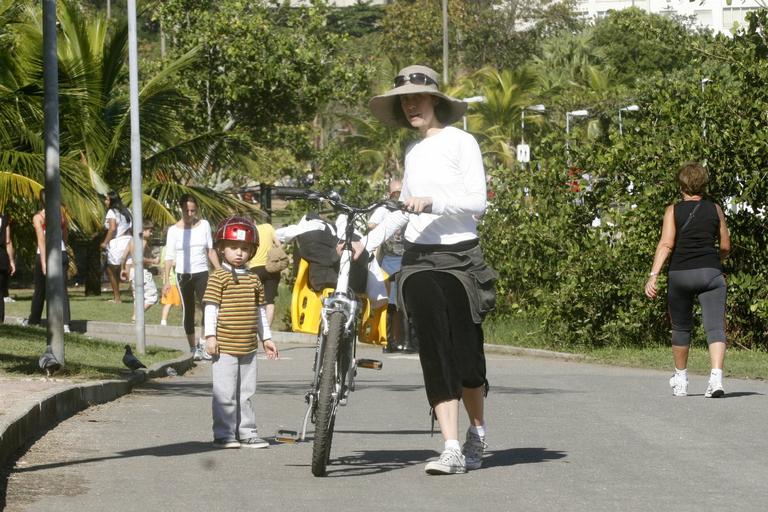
[128,268,159,306]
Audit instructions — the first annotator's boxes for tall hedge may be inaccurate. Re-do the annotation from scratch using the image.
[481,12,768,349]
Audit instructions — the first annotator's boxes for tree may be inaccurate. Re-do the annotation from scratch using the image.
[154,0,372,188]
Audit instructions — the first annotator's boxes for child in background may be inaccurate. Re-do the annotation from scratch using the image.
[203,216,278,449]
[120,222,160,322]
[159,242,180,326]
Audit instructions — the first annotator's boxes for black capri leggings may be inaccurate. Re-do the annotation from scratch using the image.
[403,270,486,407]
[667,267,727,346]
[176,271,208,336]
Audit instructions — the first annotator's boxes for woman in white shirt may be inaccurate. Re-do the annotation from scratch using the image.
[163,194,220,360]
[100,191,132,303]
[365,65,497,476]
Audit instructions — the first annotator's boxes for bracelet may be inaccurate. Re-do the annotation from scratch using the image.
[649,272,659,277]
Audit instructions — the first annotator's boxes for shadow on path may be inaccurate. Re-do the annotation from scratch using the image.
[10,441,219,474]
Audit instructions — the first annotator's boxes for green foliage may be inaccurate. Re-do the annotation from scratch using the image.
[481,11,768,349]
[590,7,705,85]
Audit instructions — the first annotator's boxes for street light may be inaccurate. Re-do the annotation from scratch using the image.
[519,104,545,166]
[566,109,589,166]
[461,95,485,131]
[618,104,639,135]
[521,104,546,144]
[701,77,712,139]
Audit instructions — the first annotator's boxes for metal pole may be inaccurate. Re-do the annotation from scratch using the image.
[618,110,623,136]
[42,0,65,363]
[442,0,448,85]
[566,114,571,167]
[127,0,146,354]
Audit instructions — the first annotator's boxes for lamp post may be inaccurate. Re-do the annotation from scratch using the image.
[519,104,545,166]
[701,77,712,139]
[461,95,485,131]
[521,104,546,144]
[566,109,589,166]
[618,104,639,135]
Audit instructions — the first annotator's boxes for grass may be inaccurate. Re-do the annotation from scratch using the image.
[5,281,293,331]
[0,324,182,380]
[484,314,768,381]
[5,284,766,381]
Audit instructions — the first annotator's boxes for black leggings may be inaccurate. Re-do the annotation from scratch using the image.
[28,253,71,326]
[667,268,727,346]
[0,269,7,323]
[176,271,208,336]
[403,271,486,407]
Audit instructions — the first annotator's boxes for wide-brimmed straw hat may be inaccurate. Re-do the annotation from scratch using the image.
[369,65,467,129]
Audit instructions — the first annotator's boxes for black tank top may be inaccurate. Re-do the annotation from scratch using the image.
[668,200,722,271]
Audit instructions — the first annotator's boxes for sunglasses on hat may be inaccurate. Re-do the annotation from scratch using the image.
[394,72,437,88]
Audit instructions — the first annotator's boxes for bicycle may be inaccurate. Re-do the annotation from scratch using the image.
[282,190,400,477]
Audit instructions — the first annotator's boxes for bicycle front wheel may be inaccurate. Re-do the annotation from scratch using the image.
[311,311,344,477]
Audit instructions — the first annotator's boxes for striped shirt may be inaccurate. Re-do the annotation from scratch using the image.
[203,267,266,355]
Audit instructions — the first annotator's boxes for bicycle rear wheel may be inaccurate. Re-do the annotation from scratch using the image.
[311,311,345,477]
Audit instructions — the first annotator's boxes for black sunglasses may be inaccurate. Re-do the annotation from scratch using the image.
[394,72,437,88]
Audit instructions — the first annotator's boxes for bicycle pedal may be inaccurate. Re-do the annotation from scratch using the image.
[274,429,300,444]
[357,359,383,370]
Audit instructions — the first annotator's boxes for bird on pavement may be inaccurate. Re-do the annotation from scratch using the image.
[39,345,61,377]
[123,344,147,371]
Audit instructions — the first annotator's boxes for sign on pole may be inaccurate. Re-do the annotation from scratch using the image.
[516,143,531,164]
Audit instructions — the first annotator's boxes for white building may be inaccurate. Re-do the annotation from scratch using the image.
[575,0,765,34]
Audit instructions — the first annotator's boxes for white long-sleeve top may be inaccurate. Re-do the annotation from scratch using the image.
[364,126,486,252]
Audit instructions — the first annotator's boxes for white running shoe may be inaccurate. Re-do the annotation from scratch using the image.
[669,373,688,397]
[63,325,71,333]
[705,380,725,398]
[425,448,467,475]
[462,430,488,470]
[160,319,167,326]
[193,346,204,361]
[199,339,212,360]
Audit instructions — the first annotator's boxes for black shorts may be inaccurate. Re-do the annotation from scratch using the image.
[251,265,280,305]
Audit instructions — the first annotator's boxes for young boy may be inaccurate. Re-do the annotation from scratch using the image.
[203,216,278,449]
[120,221,160,322]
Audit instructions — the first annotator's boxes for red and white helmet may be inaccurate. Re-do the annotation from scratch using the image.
[214,216,258,251]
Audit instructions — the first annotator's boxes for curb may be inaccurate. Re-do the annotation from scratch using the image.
[0,353,194,467]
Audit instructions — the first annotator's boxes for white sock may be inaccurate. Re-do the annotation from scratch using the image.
[710,369,723,382]
[469,424,486,438]
[445,440,460,452]
[674,368,688,379]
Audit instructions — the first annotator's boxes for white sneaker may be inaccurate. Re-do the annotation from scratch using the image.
[669,373,688,397]
[705,380,725,398]
[63,325,71,333]
[4,296,14,303]
[240,437,269,449]
[199,339,212,360]
[160,319,167,326]
[425,448,466,475]
[462,430,488,470]
[193,346,204,361]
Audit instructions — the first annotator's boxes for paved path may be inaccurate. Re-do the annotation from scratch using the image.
[4,344,768,512]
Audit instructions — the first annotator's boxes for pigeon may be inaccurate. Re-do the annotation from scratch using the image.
[122,344,147,371]
[39,345,61,377]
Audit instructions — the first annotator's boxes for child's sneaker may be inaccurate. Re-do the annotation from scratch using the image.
[462,430,487,470]
[240,437,269,449]
[160,319,167,326]
[705,379,725,398]
[425,448,466,475]
[669,373,688,397]
[213,438,240,449]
